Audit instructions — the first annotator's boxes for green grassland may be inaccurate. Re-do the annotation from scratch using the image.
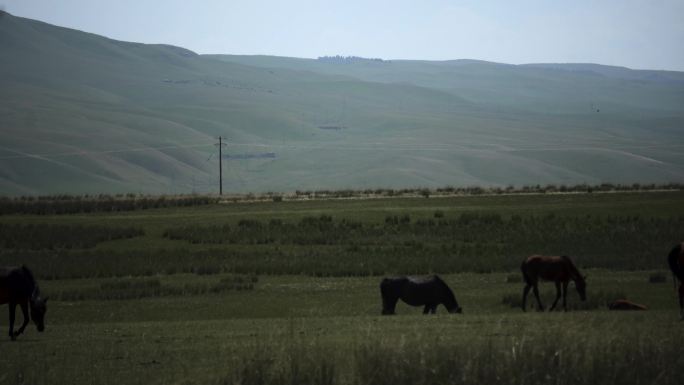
[2,11,684,195]
[2,272,683,385]
[2,191,683,279]
[1,192,683,384]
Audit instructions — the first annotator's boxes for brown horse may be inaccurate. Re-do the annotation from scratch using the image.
[521,255,586,312]
[0,266,48,340]
[607,299,647,311]
[667,243,684,318]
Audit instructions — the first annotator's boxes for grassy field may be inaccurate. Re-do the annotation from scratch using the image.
[1,272,682,385]
[1,191,683,384]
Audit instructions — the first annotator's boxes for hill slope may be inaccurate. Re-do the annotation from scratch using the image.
[1,11,683,195]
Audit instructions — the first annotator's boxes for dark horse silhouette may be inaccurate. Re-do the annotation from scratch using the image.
[667,243,684,318]
[0,266,47,340]
[521,255,586,312]
[380,275,462,315]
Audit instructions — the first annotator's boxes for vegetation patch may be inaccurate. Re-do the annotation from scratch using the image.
[55,274,257,301]
[648,271,667,283]
[0,223,143,250]
[0,195,218,215]
[162,213,684,275]
[505,273,522,283]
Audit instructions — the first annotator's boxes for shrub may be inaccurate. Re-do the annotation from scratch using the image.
[505,274,522,283]
[0,223,143,250]
[648,272,667,283]
[0,195,218,215]
[193,265,223,275]
[55,274,258,301]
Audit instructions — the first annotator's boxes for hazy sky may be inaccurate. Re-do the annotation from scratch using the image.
[3,0,684,71]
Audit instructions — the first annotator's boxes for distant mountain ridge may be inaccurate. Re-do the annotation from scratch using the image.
[520,63,684,84]
[1,12,683,195]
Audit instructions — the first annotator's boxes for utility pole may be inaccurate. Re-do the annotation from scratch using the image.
[215,136,227,195]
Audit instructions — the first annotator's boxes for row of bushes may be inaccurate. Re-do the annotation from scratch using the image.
[0,195,218,215]
[2,183,682,214]
[162,214,684,266]
[0,223,143,250]
[226,183,684,202]
[0,249,236,280]
[506,272,669,284]
[3,213,679,279]
[56,274,258,301]
[286,182,684,199]
[2,213,681,278]
[1,237,677,280]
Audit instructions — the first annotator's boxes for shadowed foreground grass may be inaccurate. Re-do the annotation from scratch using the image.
[227,318,683,385]
[1,313,682,385]
[0,272,682,385]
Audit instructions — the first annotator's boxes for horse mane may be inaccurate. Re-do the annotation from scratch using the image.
[20,265,38,295]
[560,256,584,282]
[668,244,684,281]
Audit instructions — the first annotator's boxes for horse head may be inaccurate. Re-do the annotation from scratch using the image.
[30,287,48,332]
[448,306,463,314]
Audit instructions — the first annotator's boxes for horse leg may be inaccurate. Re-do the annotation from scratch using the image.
[549,281,561,311]
[423,305,430,314]
[522,284,532,312]
[532,285,544,311]
[13,301,30,338]
[562,281,569,311]
[431,305,437,314]
[8,301,16,341]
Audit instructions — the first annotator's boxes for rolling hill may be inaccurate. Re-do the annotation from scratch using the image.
[1,10,683,195]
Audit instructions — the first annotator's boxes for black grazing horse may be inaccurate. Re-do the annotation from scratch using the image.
[380,275,462,315]
[667,243,684,319]
[0,266,47,340]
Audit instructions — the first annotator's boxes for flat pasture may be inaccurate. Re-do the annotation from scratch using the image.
[1,191,683,384]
